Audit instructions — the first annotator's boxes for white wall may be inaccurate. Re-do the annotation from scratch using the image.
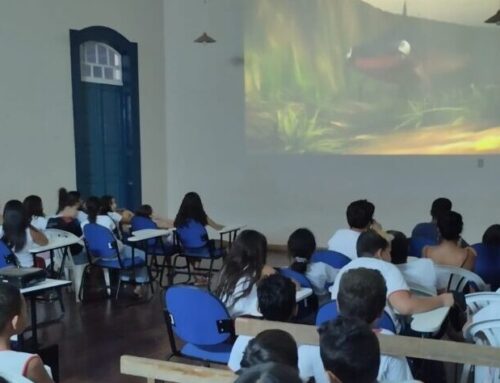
[0,0,167,215]
[164,0,500,245]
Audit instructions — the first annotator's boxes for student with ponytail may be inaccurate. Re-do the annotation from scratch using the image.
[288,228,337,300]
[57,188,87,223]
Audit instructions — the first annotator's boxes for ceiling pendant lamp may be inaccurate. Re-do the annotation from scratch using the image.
[195,0,216,44]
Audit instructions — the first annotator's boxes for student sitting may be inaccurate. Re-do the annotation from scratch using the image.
[319,316,380,383]
[388,230,438,294]
[57,188,87,224]
[288,228,336,301]
[329,230,455,331]
[327,200,374,260]
[23,195,47,232]
[483,224,500,247]
[234,362,303,383]
[412,197,452,243]
[0,283,53,383]
[216,230,275,317]
[423,211,476,271]
[0,200,48,267]
[133,204,173,230]
[100,195,134,226]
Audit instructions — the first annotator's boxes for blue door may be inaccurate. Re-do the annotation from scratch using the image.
[70,26,141,209]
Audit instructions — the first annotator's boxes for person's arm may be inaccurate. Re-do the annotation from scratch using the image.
[207,216,224,231]
[118,209,134,224]
[29,227,48,246]
[153,216,174,229]
[25,356,54,383]
[389,290,454,315]
[261,265,277,277]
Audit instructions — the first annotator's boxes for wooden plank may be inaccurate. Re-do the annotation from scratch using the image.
[235,318,500,368]
[120,355,235,383]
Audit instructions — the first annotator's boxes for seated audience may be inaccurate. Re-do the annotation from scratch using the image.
[423,211,476,271]
[0,200,48,267]
[216,230,276,317]
[23,195,47,232]
[482,224,500,248]
[330,230,454,330]
[289,228,337,300]
[388,230,438,294]
[57,188,87,223]
[412,197,452,243]
[327,200,374,260]
[234,362,302,383]
[0,283,53,383]
[133,204,173,229]
[319,317,380,383]
[100,195,134,226]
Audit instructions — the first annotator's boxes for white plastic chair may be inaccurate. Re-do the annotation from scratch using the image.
[435,265,488,293]
[408,282,436,297]
[466,291,500,315]
[44,229,86,302]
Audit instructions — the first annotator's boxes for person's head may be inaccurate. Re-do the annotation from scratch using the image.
[240,330,298,370]
[257,274,297,321]
[356,229,390,261]
[288,228,316,274]
[387,230,409,265]
[437,211,463,242]
[235,362,302,383]
[100,195,117,214]
[346,200,373,230]
[430,198,452,221]
[482,224,500,247]
[337,268,387,326]
[319,317,380,383]
[135,204,153,218]
[57,188,80,217]
[85,196,101,224]
[174,192,207,228]
[23,195,44,218]
[216,230,267,303]
[0,283,27,338]
[2,200,29,252]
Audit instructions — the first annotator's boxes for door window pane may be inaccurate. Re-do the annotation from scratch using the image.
[80,41,123,85]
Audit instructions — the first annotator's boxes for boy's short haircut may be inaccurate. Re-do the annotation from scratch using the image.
[319,316,380,383]
[257,274,296,321]
[337,268,387,324]
[0,283,22,332]
[240,329,298,369]
[387,230,409,265]
[235,362,303,383]
[346,200,373,230]
[357,230,389,257]
[431,198,452,220]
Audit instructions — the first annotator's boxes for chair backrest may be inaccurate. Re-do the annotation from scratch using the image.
[409,236,437,258]
[311,250,351,269]
[435,265,488,292]
[0,240,17,268]
[315,300,397,333]
[175,220,209,249]
[130,216,159,246]
[472,243,500,290]
[164,285,232,346]
[466,292,500,315]
[83,223,118,259]
[278,268,313,289]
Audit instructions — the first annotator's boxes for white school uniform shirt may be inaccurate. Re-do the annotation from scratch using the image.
[107,212,123,225]
[223,276,260,318]
[77,210,88,224]
[0,226,35,267]
[0,350,40,379]
[81,215,116,233]
[30,216,48,232]
[329,257,409,332]
[306,262,338,296]
[327,229,361,260]
[397,258,438,294]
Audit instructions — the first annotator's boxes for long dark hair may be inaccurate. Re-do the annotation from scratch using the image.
[23,195,45,218]
[174,192,208,228]
[2,200,29,251]
[57,188,81,213]
[216,230,267,304]
[100,195,114,214]
[288,228,316,274]
[85,196,101,224]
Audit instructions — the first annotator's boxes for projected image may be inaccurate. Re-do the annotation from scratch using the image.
[245,0,500,154]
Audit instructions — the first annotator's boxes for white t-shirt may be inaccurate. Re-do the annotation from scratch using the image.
[397,258,438,294]
[107,212,122,225]
[222,277,260,318]
[0,350,39,379]
[30,216,48,232]
[77,210,88,224]
[0,226,35,267]
[81,215,116,233]
[306,262,338,296]
[327,229,361,260]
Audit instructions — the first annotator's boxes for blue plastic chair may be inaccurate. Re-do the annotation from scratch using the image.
[278,267,313,288]
[278,268,318,323]
[82,223,152,299]
[409,237,438,258]
[164,285,234,364]
[472,243,500,290]
[0,240,17,268]
[174,220,226,288]
[311,250,351,269]
[316,300,397,333]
